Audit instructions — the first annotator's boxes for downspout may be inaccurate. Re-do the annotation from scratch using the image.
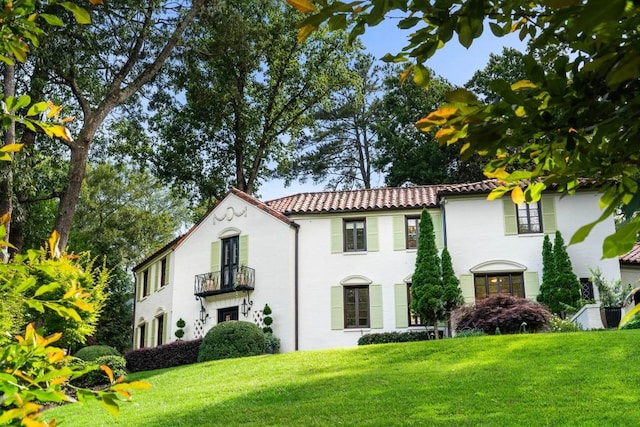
[292,222,300,351]
[441,197,448,248]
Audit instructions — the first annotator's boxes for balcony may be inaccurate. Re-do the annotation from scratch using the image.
[194,266,255,298]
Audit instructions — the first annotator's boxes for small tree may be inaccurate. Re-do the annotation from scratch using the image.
[537,234,556,312]
[552,231,581,316]
[411,209,444,339]
[441,247,463,335]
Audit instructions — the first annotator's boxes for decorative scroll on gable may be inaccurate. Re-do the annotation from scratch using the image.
[212,206,247,225]
[470,260,527,273]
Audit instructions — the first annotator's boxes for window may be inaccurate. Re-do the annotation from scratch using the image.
[344,219,366,252]
[406,284,423,326]
[142,270,149,298]
[344,286,369,328]
[221,236,239,289]
[218,306,239,323]
[517,201,542,234]
[138,323,146,348]
[406,217,419,249]
[474,273,524,299]
[579,278,595,302]
[156,314,165,346]
[160,257,168,287]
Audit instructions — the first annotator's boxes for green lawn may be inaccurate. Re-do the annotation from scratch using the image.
[47,330,640,426]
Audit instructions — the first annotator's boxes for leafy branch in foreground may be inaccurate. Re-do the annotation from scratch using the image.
[290,0,640,258]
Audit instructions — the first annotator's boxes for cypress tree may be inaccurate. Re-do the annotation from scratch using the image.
[552,231,581,315]
[441,246,463,336]
[411,209,444,339]
[536,234,557,313]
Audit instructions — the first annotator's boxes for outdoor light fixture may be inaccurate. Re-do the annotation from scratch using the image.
[241,297,253,318]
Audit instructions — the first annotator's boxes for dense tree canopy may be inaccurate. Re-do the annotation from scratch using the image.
[292,0,640,257]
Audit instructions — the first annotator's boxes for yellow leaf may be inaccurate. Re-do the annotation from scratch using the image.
[286,0,317,13]
[101,365,114,383]
[484,167,509,180]
[297,24,317,43]
[89,0,104,4]
[515,106,526,117]
[112,380,152,391]
[0,143,23,153]
[399,66,412,85]
[427,107,458,122]
[511,187,525,205]
[61,115,76,123]
[46,100,63,119]
[71,300,94,312]
[511,80,537,91]
[0,212,10,224]
[48,230,61,258]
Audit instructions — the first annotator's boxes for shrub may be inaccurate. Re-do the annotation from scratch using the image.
[620,315,640,330]
[358,331,432,345]
[548,315,583,332]
[262,304,273,334]
[454,295,552,335]
[73,355,127,387]
[197,321,265,362]
[75,345,121,361]
[125,338,203,373]
[264,332,281,354]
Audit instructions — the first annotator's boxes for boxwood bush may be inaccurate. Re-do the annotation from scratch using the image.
[455,295,552,335]
[198,321,265,362]
[125,338,203,373]
[74,345,121,361]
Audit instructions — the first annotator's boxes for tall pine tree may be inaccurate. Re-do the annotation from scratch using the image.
[411,209,444,339]
[552,231,581,315]
[441,247,463,336]
[536,234,557,312]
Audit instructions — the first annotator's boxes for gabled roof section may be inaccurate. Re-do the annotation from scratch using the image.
[264,180,503,215]
[620,243,640,265]
[228,188,296,225]
[133,234,183,272]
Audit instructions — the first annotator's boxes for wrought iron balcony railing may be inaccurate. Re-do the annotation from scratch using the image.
[194,265,255,298]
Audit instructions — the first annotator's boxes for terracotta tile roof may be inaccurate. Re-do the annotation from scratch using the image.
[265,180,500,214]
[620,243,640,265]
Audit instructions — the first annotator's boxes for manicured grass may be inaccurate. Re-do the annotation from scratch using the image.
[47,330,640,426]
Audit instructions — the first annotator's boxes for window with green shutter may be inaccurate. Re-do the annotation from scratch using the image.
[369,284,383,329]
[394,283,409,328]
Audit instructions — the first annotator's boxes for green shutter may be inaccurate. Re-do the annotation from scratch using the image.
[459,274,475,304]
[163,313,169,344]
[524,271,540,300]
[153,263,159,291]
[503,198,518,235]
[239,235,249,266]
[211,241,221,273]
[330,218,342,253]
[165,254,171,286]
[151,319,157,347]
[394,283,409,328]
[431,210,444,250]
[541,195,557,234]
[393,216,405,251]
[370,284,383,329]
[136,273,142,301]
[367,217,379,252]
[331,286,344,330]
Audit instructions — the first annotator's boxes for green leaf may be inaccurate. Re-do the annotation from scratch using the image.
[489,22,503,36]
[603,221,640,258]
[445,89,478,104]
[27,101,48,117]
[40,13,65,26]
[60,2,91,24]
[412,64,430,88]
[398,17,421,29]
[327,14,347,31]
[606,55,640,88]
[99,395,120,417]
[26,299,45,313]
[457,17,473,48]
[33,282,60,297]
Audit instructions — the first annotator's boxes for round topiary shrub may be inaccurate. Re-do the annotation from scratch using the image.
[72,355,127,387]
[454,295,552,335]
[74,345,121,361]
[197,321,266,362]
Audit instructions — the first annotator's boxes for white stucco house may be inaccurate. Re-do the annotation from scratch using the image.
[132,180,635,353]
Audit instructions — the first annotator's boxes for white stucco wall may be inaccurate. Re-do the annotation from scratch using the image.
[444,191,620,302]
[621,265,640,288]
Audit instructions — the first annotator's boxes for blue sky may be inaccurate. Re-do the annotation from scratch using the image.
[259,21,527,200]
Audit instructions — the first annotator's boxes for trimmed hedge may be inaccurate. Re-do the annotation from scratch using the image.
[198,321,265,362]
[124,338,203,373]
[358,331,432,346]
[74,345,121,361]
